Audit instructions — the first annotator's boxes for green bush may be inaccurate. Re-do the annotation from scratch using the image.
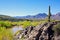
[0,21,12,28]
[22,21,31,28]
[31,21,39,26]
[53,23,60,35]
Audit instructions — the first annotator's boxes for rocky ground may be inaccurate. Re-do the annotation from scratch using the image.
[14,21,60,40]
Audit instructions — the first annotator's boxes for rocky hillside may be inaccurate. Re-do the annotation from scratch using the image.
[14,21,60,40]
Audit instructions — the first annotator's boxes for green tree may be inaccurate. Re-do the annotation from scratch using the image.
[48,6,51,22]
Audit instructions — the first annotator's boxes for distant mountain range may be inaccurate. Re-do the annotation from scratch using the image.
[14,13,47,19]
[14,12,60,20]
[0,15,27,21]
[0,12,60,21]
[51,12,60,20]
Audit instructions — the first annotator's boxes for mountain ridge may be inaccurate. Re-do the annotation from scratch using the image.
[0,12,60,20]
[14,13,47,19]
[14,12,60,20]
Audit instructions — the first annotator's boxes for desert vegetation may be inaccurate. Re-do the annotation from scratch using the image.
[0,20,46,40]
[0,18,60,40]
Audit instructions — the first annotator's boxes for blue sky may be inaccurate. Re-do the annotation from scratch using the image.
[0,0,60,16]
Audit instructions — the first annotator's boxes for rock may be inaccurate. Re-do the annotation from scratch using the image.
[54,36,60,40]
[14,21,60,40]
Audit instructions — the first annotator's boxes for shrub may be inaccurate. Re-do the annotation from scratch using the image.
[22,21,31,28]
[53,23,60,35]
[0,21,13,28]
[31,21,39,26]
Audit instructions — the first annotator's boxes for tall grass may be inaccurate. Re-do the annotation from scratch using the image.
[0,27,13,40]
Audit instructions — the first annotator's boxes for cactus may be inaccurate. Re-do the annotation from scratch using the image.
[48,6,51,22]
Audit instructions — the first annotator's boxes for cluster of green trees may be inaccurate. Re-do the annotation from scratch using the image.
[0,21,39,28]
